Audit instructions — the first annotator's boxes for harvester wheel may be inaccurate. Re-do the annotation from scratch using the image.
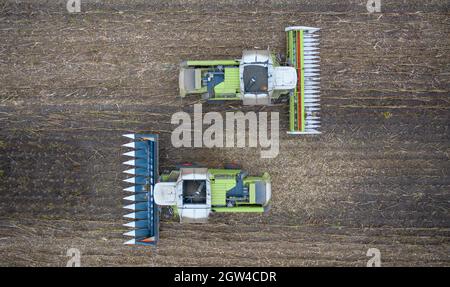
[273,94,289,104]
[176,162,205,169]
[276,52,286,65]
[161,207,173,219]
[224,163,241,170]
[179,162,193,167]
[207,99,225,105]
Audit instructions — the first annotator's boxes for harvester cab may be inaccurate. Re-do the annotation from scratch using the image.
[179,26,321,134]
[240,50,297,105]
[123,134,271,245]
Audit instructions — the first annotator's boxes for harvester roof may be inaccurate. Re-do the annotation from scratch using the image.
[243,65,268,93]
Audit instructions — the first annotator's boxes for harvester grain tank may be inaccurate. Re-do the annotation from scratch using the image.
[179,26,321,134]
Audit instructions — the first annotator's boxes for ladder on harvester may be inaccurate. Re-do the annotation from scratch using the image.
[286,26,321,134]
[122,134,159,246]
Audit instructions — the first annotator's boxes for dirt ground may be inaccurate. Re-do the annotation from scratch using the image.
[0,0,449,266]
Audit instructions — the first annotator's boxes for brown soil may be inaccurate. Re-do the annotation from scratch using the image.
[0,0,448,266]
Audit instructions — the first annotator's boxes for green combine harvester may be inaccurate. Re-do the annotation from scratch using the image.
[122,26,320,246]
[179,26,321,134]
[155,166,271,221]
[122,134,271,245]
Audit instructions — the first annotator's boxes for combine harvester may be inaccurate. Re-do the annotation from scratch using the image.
[122,26,320,245]
[179,26,321,134]
[122,134,271,246]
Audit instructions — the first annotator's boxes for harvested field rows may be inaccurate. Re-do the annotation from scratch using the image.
[0,0,448,266]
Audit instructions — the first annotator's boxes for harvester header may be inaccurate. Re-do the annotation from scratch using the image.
[122,134,159,246]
